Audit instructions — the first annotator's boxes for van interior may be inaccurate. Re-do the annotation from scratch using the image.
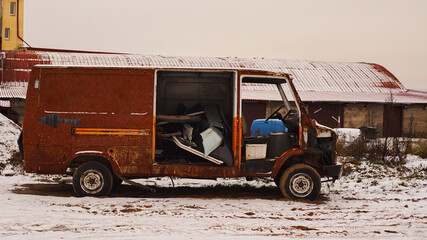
[154,71,299,171]
[154,71,235,167]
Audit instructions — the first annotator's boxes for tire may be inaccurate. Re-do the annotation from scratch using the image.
[279,163,321,201]
[73,161,113,197]
[112,175,123,186]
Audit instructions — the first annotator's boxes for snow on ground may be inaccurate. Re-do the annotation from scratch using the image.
[0,163,426,240]
[0,114,22,176]
[0,120,426,239]
[334,128,361,143]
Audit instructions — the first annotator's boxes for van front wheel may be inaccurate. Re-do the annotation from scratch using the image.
[279,164,321,200]
[73,161,113,197]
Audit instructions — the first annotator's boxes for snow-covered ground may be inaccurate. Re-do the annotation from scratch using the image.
[1,115,426,239]
[0,114,22,176]
[1,170,426,240]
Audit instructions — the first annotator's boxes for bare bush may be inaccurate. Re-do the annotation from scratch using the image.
[338,136,410,168]
[366,138,407,167]
[337,136,367,161]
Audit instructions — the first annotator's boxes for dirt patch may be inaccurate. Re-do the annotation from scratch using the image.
[291,225,318,231]
[12,183,75,197]
[120,208,143,213]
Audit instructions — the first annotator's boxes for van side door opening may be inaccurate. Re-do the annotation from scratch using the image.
[240,76,300,173]
[154,70,236,167]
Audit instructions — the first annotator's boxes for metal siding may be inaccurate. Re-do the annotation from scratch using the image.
[0,86,27,98]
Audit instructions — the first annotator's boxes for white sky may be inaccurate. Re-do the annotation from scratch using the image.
[24,0,427,90]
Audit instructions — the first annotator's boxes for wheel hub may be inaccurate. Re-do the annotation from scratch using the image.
[81,170,104,194]
[289,173,313,197]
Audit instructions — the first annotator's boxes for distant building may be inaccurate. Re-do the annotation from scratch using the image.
[0,50,426,138]
[0,0,24,50]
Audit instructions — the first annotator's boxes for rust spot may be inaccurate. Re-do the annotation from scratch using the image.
[107,148,115,156]
[368,63,402,89]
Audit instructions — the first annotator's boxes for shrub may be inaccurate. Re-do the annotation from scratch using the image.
[410,141,427,159]
[338,135,409,167]
[337,136,367,160]
[365,138,407,167]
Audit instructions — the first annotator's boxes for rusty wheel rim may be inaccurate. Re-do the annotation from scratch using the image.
[80,169,105,194]
[289,173,313,198]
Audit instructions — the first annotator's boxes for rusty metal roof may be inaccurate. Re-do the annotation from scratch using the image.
[0,50,420,103]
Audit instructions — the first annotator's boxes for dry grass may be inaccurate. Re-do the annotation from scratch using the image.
[336,135,419,178]
[410,141,427,159]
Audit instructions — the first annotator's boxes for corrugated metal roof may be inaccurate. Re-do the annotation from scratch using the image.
[0,85,27,99]
[242,89,427,104]
[0,50,420,103]
[0,99,11,107]
[33,52,405,93]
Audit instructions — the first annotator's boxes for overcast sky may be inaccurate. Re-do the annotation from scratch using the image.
[24,0,427,90]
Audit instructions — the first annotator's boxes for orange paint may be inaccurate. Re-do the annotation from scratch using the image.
[72,128,150,136]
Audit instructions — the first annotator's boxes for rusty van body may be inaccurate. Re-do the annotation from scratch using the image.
[22,65,341,200]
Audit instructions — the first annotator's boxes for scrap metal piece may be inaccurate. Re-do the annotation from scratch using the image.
[156,115,201,123]
[204,104,224,130]
[182,124,193,142]
[157,132,181,138]
[172,136,222,165]
[209,144,233,167]
[200,127,223,157]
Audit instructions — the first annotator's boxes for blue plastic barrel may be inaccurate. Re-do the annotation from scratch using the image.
[250,119,287,137]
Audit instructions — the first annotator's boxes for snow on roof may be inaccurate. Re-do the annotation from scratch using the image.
[33,51,406,93]
[0,99,11,107]
[242,90,427,104]
[1,50,424,103]
[0,85,27,99]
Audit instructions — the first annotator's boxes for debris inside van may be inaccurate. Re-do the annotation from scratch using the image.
[156,104,233,167]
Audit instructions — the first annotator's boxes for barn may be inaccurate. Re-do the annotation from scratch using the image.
[1,49,426,137]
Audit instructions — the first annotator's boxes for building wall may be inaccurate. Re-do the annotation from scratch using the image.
[259,101,427,138]
[343,103,384,134]
[403,104,427,137]
[1,0,24,50]
[266,101,298,118]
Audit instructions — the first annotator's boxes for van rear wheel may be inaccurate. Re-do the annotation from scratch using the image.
[279,163,321,200]
[73,161,113,197]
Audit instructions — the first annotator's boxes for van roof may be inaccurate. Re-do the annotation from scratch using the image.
[32,64,291,83]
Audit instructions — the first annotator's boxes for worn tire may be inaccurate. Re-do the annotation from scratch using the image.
[73,161,113,197]
[112,174,123,186]
[279,163,321,201]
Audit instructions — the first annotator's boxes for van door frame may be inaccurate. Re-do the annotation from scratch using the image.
[150,68,241,178]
